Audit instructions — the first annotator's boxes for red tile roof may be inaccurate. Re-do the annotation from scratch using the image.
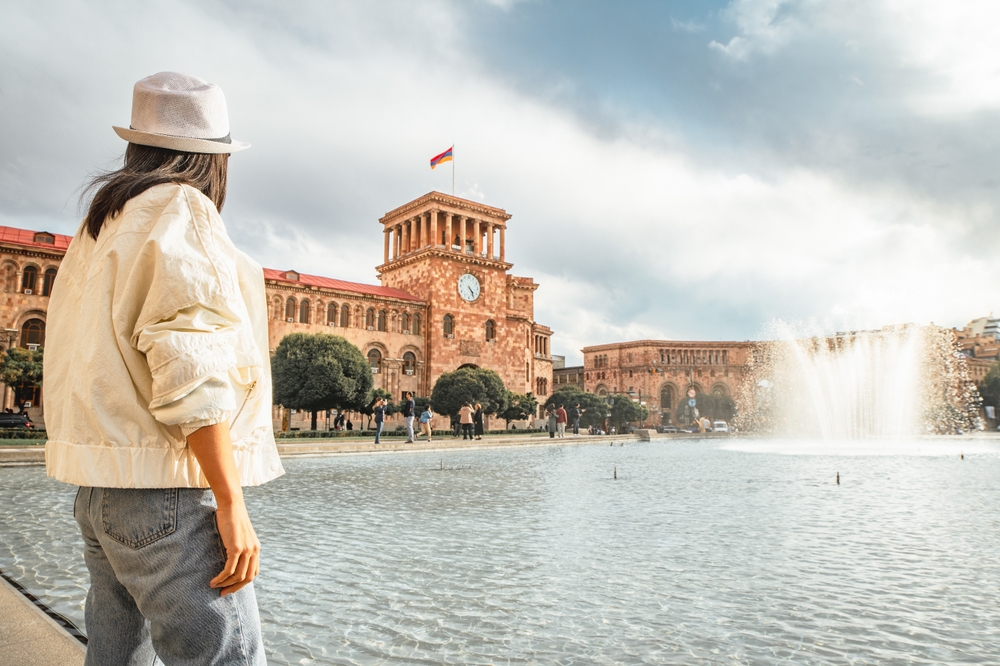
[263,268,422,302]
[0,225,73,251]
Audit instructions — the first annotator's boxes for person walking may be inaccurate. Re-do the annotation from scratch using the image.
[373,397,386,444]
[459,402,474,440]
[556,404,568,438]
[473,403,485,440]
[451,412,461,438]
[44,72,283,665]
[571,403,584,435]
[402,391,416,443]
[418,405,434,442]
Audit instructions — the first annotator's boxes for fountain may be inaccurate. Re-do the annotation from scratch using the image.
[737,323,980,438]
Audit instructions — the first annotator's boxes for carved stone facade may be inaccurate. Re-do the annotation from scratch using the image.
[582,340,752,425]
[0,191,554,426]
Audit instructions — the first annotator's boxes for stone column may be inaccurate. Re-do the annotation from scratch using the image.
[394,224,401,259]
[430,210,438,246]
[383,228,390,264]
[487,224,494,259]
[499,226,505,261]
[474,219,482,256]
[446,213,454,251]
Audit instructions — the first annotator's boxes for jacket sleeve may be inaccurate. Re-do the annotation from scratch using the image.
[130,187,251,433]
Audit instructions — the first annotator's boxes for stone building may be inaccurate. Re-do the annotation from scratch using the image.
[0,227,72,419]
[581,340,752,425]
[0,191,554,428]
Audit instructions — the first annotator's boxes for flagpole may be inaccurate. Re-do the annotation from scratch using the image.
[452,144,455,195]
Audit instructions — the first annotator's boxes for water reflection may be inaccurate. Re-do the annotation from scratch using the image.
[2,440,999,664]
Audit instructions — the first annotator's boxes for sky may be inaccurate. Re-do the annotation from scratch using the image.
[3,0,999,364]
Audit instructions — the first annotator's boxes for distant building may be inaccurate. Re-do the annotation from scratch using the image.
[954,316,999,384]
[581,340,752,425]
[553,364,584,390]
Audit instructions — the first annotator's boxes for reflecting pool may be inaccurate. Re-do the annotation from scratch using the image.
[2,439,1000,664]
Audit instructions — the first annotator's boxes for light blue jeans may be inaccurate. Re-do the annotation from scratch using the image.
[74,487,266,665]
[374,421,384,443]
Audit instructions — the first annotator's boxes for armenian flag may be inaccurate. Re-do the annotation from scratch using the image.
[430,146,453,169]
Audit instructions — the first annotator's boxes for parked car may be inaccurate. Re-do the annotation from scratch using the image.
[0,413,34,429]
[658,425,679,433]
[712,421,730,433]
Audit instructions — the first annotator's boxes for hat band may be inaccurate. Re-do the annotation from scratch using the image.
[130,127,232,144]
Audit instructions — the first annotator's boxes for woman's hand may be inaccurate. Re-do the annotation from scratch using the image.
[187,422,261,597]
[211,498,261,596]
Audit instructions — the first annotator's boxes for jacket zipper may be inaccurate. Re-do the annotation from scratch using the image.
[231,380,257,425]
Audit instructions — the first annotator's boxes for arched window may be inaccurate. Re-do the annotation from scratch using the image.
[377,310,387,332]
[401,313,410,333]
[660,386,673,413]
[403,352,416,375]
[412,314,421,336]
[485,319,496,342]
[299,299,311,324]
[367,349,381,374]
[443,314,454,336]
[271,297,282,320]
[42,268,57,297]
[20,318,45,347]
[327,302,337,325]
[365,309,375,329]
[21,266,37,293]
[340,304,350,327]
[285,297,295,320]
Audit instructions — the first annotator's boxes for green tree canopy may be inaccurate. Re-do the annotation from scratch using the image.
[609,394,649,431]
[499,391,539,428]
[542,386,608,427]
[430,367,509,416]
[979,361,1000,408]
[271,333,372,429]
[0,347,43,408]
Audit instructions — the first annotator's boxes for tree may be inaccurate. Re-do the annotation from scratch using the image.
[0,346,43,409]
[271,333,372,430]
[979,361,1000,409]
[542,386,608,428]
[430,367,509,417]
[499,391,539,428]
[609,394,649,431]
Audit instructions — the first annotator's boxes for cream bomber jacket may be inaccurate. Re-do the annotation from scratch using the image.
[44,183,285,488]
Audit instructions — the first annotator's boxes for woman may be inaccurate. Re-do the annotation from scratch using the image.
[473,403,484,440]
[459,402,474,440]
[44,72,283,665]
[547,406,558,438]
[418,405,434,442]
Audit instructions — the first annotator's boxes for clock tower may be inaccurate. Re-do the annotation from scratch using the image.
[376,192,553,397]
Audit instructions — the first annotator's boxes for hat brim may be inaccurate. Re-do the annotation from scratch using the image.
[113,126,250,154]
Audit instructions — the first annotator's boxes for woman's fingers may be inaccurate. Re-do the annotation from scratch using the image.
[221,551,259,596]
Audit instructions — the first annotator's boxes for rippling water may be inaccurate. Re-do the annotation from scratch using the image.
[2,439,1000,664]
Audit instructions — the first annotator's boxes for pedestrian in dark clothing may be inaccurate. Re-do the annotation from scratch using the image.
[451,412,460,438]
[473,403,484,440]
[571,403,583,435]
[402,392,415,443]
[373,398,386,444]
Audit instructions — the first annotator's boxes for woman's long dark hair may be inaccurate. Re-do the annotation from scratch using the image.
[83,143,228,240]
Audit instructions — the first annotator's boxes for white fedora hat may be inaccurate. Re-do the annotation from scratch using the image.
[113,72,249,154]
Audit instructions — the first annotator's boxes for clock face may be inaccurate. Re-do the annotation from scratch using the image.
[458,273,481,302]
